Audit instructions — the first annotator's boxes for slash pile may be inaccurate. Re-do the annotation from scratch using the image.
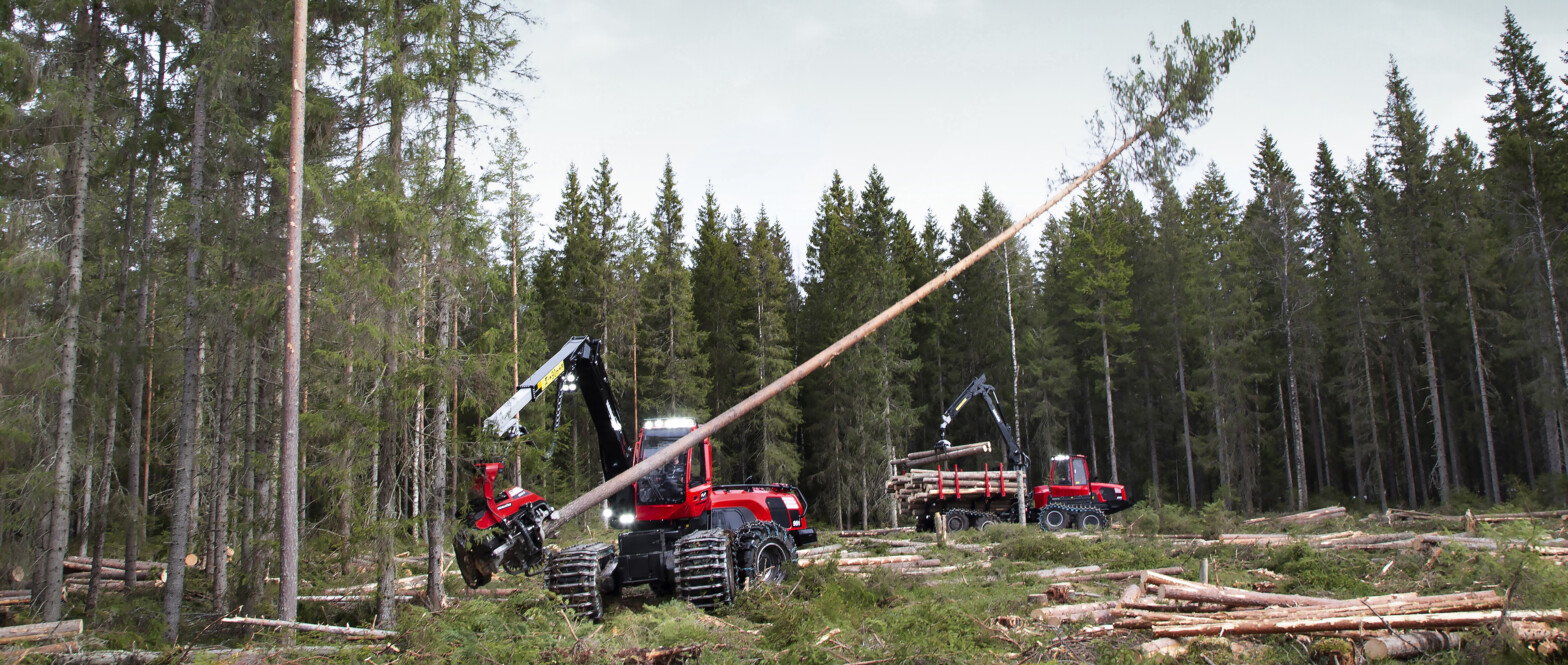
[1028,569,1568,660]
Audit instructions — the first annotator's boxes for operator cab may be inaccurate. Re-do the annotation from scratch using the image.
[1049,455,1090,486]
[630,418,713,524]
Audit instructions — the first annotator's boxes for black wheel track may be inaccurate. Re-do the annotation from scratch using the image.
[674,528,735,609]
[545,542,612,620]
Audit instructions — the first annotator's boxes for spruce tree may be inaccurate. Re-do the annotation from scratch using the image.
[639,158,710,416]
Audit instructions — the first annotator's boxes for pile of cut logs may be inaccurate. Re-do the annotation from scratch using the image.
[1161,530,1568,555]
[61,556,165,592]
[884,443,1026,513]
[1027,569,1567,659]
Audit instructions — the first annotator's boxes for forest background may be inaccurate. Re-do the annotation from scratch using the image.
[5,0,1568,640]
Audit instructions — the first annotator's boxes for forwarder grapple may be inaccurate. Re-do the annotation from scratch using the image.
[452,336,816,620]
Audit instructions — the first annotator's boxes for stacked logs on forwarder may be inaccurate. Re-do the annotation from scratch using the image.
[885,442,1026,513]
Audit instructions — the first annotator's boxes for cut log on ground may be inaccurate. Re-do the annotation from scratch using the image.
[799,555,923,568]
[1158,584,1344,608]
[43,646,365,665]
[1362,631,1464,660]
[1150,609,1568,637]
[1242,506,1347,525]
[219,616,397,639]
[321,574,423,595]
[833,527,915,537]
[1018,565,1100,580]
[796,544,843,559]
[1030,601,1116,626]
[0,620,83,645]
[298,594,414,603]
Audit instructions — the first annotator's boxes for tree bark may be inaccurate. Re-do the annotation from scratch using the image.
[1458,266,1499,501]
[45,0,101,623]
[278,0,307,628]
[1174,307,1196,509]
[124,39,166,590]
[377,0,408,628]
[163,0,216,642]
[1391,348,1418,506]
[1416,283,1451,504]
[1100,322,1118,484]
[209,275,237,613]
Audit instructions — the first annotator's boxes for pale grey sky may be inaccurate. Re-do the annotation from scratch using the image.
[496,1,1568,266]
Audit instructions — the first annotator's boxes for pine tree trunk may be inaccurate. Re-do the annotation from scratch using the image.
[1142,361,1158,506]
[210,301,237,612]
[124,40,166,589]
[1357,307,1383,507]
[376,0,408,628]
[1416,284,1451,504]
[239,341,260,612]
[1100,321,1118,484]
[1278,381,1295,507]
[1283,278,1308,510]
[163,0,216,641]
[276,0,308,630]
[1392,348,1418,506]
[1523,149,1568,438]
[45,0,100,623]
[1313,383,1330,491]
[1175,309,1196,509]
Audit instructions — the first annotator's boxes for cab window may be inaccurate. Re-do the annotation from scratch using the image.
[688,447,708,487]
[1071,458,1088,485]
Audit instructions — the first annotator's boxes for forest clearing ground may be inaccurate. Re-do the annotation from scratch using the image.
[11,503,1568,663]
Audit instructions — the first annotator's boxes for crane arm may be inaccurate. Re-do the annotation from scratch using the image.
[935,374,1028,472]
[483,337,590,439]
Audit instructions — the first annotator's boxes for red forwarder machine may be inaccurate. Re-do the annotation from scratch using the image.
[453,336,816,619]
[910,375,1134,532]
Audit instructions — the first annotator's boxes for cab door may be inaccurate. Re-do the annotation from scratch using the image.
[685,443,713,513]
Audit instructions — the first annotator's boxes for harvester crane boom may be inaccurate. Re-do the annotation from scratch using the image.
[482,336,635,509]
[936,374,1027,472]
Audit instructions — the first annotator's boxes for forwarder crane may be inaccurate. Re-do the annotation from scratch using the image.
[453,336,816,621]
[911,374,1133,532]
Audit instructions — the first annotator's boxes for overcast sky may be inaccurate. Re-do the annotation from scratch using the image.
[493,1,1568,266]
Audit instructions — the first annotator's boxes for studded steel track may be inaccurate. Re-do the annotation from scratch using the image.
[1039,502,1109,531]
[545,542,612,620]
[674,529,735,609]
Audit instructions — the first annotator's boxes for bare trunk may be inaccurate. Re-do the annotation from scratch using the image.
[162,0,216,641]
[1526,150,1568,438]
[1003,244,1022,443]
[239,341,260,612]
[1282,271,1308,510]
[209,315,236,612]
[1100,322,1118,484]
[377,0,407,629]
[1416,284,1451,504]
[1392,348,1418,506]
[426,31,460,608]
[278,0,307,625]
[45,3,100,621]
[1175,309,1196,509]
[1278,381,1295,506]
[1456,269,1498,501]
[1142,361,1158,506]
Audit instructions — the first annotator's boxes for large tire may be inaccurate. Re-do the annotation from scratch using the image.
[545,542,613,621]
[736,521,796,589]
[1039,507,1069,532]
[1077,509,1107,531]
[943,511,971,532]
[975,514,998,530]
[674,529,736,609]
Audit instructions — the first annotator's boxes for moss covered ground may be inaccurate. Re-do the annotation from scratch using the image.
[16,502,1568,663]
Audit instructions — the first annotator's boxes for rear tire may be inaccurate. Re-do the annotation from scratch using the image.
[1077,510,1107,531]
[1039,508,1069,532]
[943,512,971,532]
[975,514,998,530]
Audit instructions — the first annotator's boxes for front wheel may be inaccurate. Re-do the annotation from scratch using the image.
[1039,508,1069,532]
[737,521,797,589]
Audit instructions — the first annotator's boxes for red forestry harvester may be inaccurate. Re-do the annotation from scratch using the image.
[906,374,1132,532]
[453,336,816,619]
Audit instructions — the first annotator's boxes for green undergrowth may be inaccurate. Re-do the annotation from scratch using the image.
[24,513,1568,664]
